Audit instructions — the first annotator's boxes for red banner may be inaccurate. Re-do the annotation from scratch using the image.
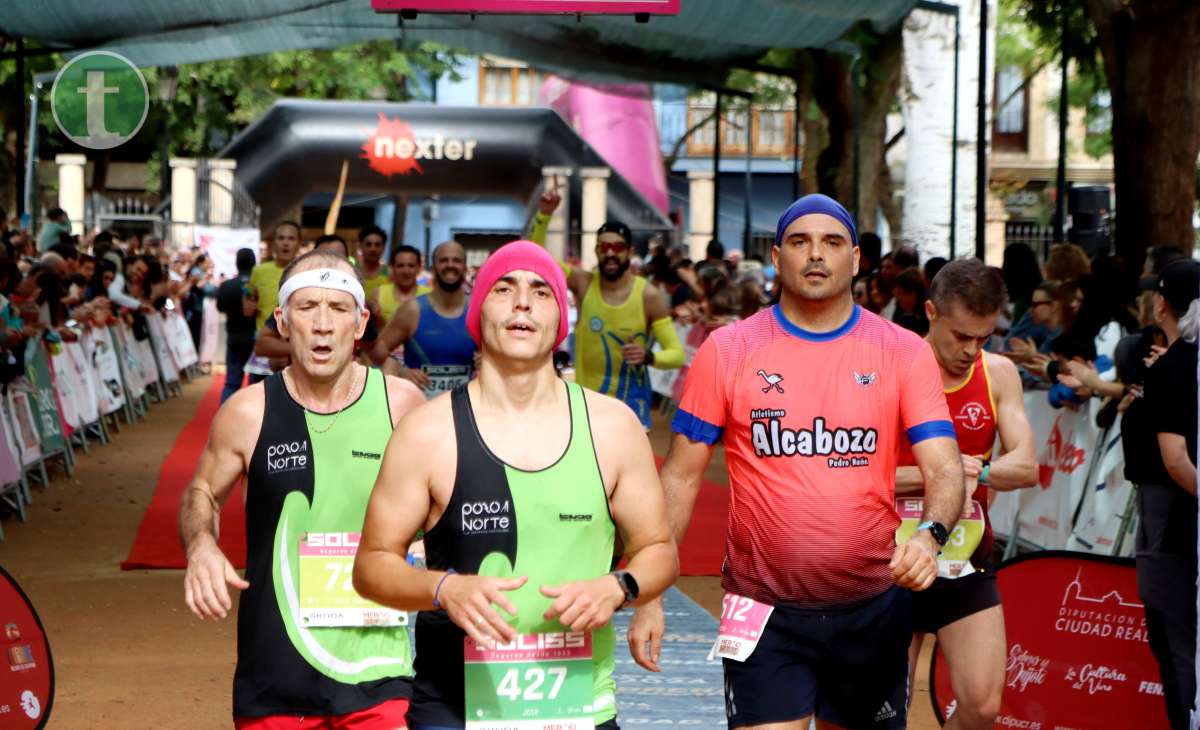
[0,567,53,729]
[931,552,1169,729]
[372,0,680,14]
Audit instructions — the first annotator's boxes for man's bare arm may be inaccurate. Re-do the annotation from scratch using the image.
[895,466,925,494]
[659,433,717,545]
[368,300,418,365]
[353,407,442,611]
[541,398,677,635]
[607,406,679,605]
[1158,433,1197,496]
[911,435,965,530]
[984,354,1039,491]
[179,388,260,619]
[383,374,427,427]
[254,322,291,359]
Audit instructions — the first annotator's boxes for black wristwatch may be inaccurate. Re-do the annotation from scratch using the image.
[611,570,640,607]
[644,349,656,367]
[917,521,950,547]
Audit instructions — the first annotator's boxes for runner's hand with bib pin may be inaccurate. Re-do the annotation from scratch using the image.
[435,572,526,647]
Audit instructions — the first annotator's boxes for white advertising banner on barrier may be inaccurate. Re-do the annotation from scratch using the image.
[112,325,148,400]
[194,226,261,281]
[88,330,127,415]
[6,390,41,467]
[1065,418,1134,557]
[165,313,199,370]
[200,297,219,366]
[147,315,181,385]
[50,349,81,431]
[992,393,1140,556]
[65,341,100,426]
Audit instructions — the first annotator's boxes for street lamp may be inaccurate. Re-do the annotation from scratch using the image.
[157,66,179,202]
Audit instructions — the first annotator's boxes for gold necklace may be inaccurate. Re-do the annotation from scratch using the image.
[288,365,360,434]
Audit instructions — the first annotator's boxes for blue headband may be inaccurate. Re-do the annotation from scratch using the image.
[774,194,858,246]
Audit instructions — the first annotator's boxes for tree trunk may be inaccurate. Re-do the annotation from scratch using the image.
[1085,0,1200,273]
[810,23,904,234]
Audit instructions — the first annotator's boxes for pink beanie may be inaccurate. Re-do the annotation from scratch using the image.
[466,240,570,348]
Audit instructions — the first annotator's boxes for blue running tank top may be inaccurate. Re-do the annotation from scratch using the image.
[403,294,477,396]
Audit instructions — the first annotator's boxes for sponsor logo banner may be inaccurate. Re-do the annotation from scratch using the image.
[932,553,1169,728]
[0,567,53,729]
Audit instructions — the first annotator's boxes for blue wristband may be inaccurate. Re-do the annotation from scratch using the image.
[432,569,455,609]
[979,462,991,485]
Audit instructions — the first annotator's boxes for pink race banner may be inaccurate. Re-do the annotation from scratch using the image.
[931,552,1170,729]
[372,0,679,13]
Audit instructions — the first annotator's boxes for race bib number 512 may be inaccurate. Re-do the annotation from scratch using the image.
[464,632,595,730]
[708,593,774,663]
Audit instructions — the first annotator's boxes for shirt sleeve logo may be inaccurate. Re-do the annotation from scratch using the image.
[756,370,785,394]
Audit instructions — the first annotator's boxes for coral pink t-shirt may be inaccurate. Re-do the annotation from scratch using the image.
[673,304,953,608]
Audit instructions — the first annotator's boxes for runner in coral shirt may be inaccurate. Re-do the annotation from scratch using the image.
[630,194,967,730]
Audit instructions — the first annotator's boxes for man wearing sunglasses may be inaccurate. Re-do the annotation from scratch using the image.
[531,186,684,427]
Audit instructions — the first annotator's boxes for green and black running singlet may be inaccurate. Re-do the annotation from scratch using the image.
[234,368,413,717]
[408,382,618,726]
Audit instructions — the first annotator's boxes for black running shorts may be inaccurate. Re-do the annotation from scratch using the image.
[910,569,1001,635]
[722,585,911,729]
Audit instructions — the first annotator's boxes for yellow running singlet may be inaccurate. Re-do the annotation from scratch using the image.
[377,282,432,322]
[574,275,653,427]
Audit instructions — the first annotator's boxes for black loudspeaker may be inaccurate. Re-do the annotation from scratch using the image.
[1067,185,1112,257]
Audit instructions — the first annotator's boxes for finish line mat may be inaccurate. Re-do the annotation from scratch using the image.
[612,587,725,726]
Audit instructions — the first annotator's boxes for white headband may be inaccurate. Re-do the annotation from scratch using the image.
[277,268,366,311]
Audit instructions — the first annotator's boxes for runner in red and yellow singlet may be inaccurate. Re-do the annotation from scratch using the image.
[629,194,968,730]
[896,259,1038,730]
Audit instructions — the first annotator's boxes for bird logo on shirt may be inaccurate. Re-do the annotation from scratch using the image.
[757,370,785,394]
[853,371,877,388]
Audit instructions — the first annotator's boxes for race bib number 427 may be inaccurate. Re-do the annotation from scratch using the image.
[464,632,595,730]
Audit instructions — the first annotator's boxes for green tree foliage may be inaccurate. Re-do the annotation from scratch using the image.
[1000,0,1111,158]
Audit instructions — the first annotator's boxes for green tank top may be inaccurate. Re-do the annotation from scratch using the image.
[236,367,412,717]
[411,381,618,726]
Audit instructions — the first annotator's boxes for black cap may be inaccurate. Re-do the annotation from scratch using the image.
[596,221,632,244]
[1155,259,1200,315]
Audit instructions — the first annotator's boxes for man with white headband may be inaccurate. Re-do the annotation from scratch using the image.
[354,240,678,729]
[179,249,426,728]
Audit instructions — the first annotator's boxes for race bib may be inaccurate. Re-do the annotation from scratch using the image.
[422,364,471,396]
[894,497,985,580]
[708,593,774,663]
[464,632,595,729]
[297,532,408,627]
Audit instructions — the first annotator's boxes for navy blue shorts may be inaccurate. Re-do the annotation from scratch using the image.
[723,585,911,729]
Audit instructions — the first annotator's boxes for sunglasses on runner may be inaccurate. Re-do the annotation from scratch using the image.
[596,241,629,255]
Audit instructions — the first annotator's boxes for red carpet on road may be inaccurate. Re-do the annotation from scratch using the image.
[655,456,727,577]
[121,375,247,570]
